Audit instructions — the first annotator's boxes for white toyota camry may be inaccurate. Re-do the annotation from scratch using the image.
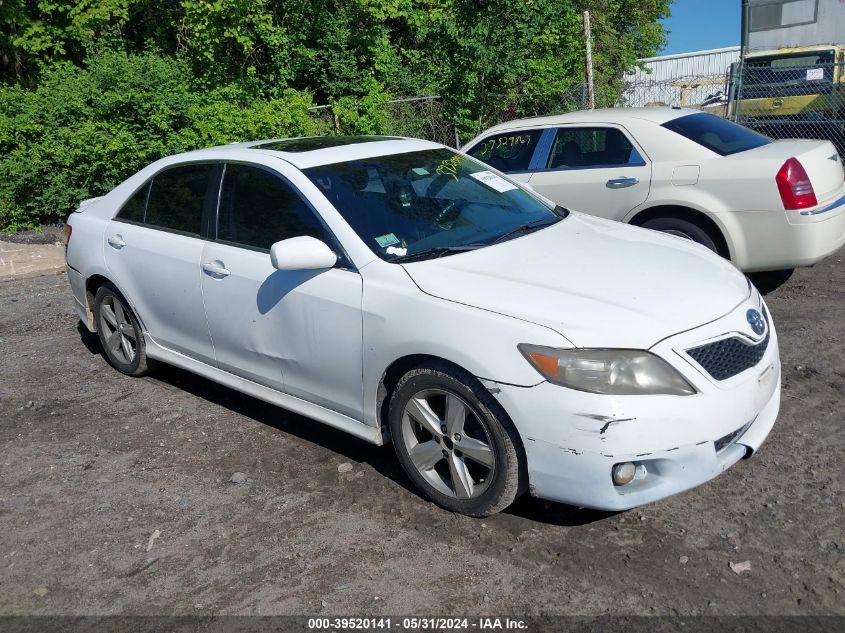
[463,108,845,288]
[65,136,780,516]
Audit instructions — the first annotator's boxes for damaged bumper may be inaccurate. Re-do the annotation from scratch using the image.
[490,299,781,511]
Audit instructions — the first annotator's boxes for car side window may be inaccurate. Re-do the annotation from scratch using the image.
[115,181,151,223]
[546,127,643,170]
[145,164,215,235]
[465,129,543,172]
[217,164,331,251]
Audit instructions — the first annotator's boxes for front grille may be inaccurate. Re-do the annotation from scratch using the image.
[687,317,770,381]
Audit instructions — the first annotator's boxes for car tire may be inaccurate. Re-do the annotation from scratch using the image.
[747,268,794,294]
[94,283,153,377]
[640,217,719,254]
[388,361,526,516]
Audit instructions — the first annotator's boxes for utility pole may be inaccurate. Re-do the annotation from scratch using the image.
[583,10,595,110]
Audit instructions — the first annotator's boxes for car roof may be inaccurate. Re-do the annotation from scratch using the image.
[473,106,699,138]
[182,135,447,169]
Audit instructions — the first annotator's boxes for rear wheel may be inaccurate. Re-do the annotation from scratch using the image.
[94,283,152,376]
[388,362,525,516]
[640,217,718,254]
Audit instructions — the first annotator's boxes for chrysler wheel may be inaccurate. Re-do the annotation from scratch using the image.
[94,283,152,376]
[388,362,525,516]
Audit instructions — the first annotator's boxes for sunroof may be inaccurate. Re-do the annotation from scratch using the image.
[251,136,401,152]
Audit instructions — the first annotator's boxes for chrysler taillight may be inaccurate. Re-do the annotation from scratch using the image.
[776,157,817,210]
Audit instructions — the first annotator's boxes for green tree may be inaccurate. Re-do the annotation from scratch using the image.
[0,0,671,228]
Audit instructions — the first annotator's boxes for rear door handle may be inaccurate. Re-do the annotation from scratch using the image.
[606,177,640,189]
[107,234,126,249]
[202,260,230,277]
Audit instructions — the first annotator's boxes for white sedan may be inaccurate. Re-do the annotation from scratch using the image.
[65,136,780,516]
[463,107,845,285]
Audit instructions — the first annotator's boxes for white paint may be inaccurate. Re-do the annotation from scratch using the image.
[65,136,786,511]
[462,107,845,272]
[469,170,517,192]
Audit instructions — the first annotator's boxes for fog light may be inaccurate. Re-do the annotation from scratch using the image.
[612,462,637,486]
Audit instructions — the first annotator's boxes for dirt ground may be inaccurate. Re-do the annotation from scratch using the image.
[0,253,843,618]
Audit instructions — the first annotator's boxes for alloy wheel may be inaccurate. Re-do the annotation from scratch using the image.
[400,388,495,499]
[99,295,137,365]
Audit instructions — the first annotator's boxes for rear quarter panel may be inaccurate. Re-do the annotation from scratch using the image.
[66,207,111,330]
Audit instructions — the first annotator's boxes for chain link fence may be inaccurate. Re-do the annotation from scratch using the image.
[305,60,845,156]
[307,88,589,148]
[473,85,588,131]
[730,59,845,155]
[308,96,459,147]
[619,73,731,115]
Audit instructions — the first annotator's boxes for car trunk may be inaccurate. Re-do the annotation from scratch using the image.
[733,139,844,205]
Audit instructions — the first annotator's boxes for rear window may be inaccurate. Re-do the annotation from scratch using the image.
[662,113,770,156]
[145,164,215,235]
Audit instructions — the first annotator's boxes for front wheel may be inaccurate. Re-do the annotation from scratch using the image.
[388,362,525,516]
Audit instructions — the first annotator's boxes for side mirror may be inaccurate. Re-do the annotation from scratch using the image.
[270,236,338,271]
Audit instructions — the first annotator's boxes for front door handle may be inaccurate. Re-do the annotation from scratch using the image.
[202,260,230,277]
[606,177,640,189]
[107,234,126,249]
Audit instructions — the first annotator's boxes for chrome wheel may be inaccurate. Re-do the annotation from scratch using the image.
[400,388,495,500]
[99,295,137,365]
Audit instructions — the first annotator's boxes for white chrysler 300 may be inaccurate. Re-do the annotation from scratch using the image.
[65,136,780,516]
[463,108,845,286]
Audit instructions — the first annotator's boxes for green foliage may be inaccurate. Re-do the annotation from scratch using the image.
[0,52,316,229]
[0,0,671,229]
[331,78,392,135]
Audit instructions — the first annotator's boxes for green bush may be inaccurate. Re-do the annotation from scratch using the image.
[0,52,318,230]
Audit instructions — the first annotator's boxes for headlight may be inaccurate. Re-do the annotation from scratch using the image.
[518,345,696,396]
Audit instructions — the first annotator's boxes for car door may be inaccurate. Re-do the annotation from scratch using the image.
[527,125,651,220]
[464,128,546,183]
[200,162,364,420]
[103,163,219,364]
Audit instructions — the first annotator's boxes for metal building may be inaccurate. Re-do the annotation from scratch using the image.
[745,0,845,53]
[620,47,741,108]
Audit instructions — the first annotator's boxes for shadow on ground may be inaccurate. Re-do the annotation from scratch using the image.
[77,321,612,528]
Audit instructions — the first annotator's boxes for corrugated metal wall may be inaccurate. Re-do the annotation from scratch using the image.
[747,0,845,52]
[621,47,741,107]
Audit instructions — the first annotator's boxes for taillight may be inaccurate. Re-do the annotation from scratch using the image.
[63,223,73,246]
[776,157,817,210]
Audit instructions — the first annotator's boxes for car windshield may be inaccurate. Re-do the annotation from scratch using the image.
[741,50,836,97]
[303,148,563,262]
[662,113,770,156]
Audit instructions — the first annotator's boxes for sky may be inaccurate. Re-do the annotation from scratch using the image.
[660,0,741,55]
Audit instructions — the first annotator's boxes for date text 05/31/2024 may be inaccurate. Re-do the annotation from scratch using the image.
[307,617,529,631]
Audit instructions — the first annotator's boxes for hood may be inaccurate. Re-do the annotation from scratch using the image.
[402,213,750,349]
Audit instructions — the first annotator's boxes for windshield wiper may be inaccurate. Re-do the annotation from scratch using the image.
[391,244,483,263]
[490,214,563,245]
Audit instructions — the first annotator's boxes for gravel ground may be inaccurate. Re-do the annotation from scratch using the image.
[0,256,843,617]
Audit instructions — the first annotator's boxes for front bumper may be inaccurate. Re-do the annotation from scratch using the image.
[492,298,781,511]
[726,195,845,271]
